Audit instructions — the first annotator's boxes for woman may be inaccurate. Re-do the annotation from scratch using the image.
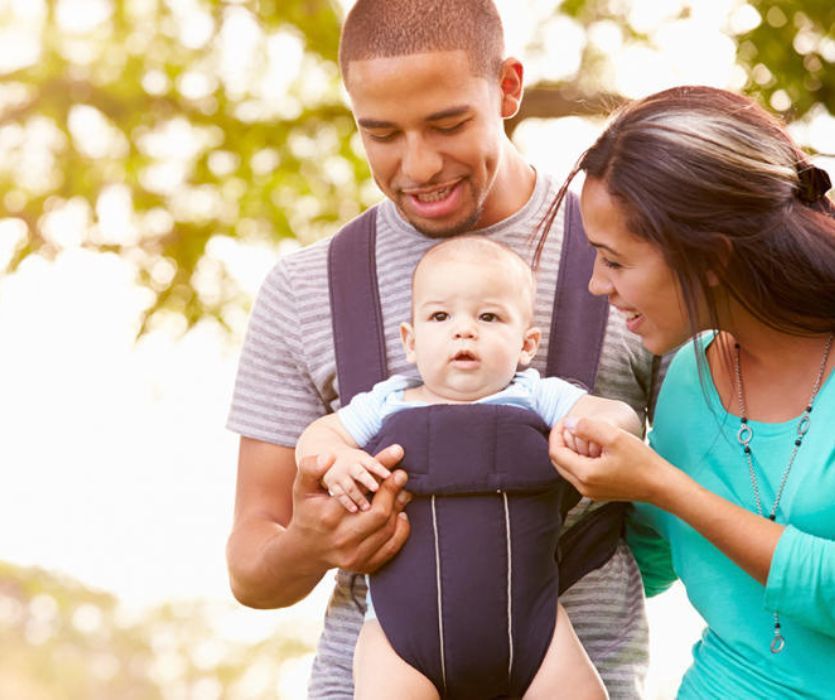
[544,86,835,698]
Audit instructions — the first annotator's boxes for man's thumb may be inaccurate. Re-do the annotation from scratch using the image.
[296,452,334,490]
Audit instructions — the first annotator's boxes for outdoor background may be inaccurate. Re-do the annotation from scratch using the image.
[1,0,833,697]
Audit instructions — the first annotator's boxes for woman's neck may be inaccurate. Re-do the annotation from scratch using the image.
[708,318,834,423]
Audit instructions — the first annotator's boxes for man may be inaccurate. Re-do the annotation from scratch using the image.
[226,1,659,697]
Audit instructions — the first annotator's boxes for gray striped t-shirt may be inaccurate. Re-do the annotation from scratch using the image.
[227,173,659,699]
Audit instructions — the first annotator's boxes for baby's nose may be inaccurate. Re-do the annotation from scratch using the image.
[453,323,477,338]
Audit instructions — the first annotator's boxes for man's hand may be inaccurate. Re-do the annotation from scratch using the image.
[227,438,412,609]
[291,444,412,574]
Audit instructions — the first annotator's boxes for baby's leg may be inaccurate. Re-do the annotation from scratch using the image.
[354,619,440,700]
[523,603,608,700]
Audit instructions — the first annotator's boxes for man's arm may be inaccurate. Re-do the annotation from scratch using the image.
[226,436,411,609]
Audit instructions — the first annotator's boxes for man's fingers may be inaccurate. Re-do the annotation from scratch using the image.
[371,468,408,510]
[373,444,404,470]
[361,512,411,573]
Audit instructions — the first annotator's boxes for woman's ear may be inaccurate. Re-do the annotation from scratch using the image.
[400,322,417,363]
[707,234,734,287]
[519,326,541,366]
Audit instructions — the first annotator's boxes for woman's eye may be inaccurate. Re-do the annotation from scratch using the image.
[602,257,622,270]
[430,312,449,321]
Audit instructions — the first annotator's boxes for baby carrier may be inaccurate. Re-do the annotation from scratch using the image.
[328,194,627,698]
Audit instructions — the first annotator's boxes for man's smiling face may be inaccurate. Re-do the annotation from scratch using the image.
[345,50,514,238]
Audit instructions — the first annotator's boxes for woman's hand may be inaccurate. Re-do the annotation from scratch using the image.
[550,417,670,503]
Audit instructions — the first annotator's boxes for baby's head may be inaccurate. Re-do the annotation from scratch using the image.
[401,236,541,402]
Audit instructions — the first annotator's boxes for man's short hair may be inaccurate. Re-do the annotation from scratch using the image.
[339,0,505,83]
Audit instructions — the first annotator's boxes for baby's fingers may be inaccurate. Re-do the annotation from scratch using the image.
[352,465,382,495]
[361,456,391,481]
[326,483,361,513]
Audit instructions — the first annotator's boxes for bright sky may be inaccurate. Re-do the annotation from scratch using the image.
[2,0,831,697]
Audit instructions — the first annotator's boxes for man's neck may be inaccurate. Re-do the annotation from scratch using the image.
[476,140,536,228]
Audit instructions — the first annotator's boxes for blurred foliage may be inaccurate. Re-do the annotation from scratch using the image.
[0,0,832,335]
[739,0,835,120]
[0,561,311,700]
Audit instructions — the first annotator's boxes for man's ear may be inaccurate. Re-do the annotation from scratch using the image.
[400,321,417,363]
[519,326,541,366]
[498,57,524,119]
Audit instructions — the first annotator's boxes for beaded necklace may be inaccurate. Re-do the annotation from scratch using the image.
[733,333,833,654]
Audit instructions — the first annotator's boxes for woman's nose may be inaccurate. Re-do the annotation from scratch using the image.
[588,260,613,297]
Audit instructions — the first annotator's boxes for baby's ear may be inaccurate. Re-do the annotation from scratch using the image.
[519,326,541,366]
[400,322,417,363]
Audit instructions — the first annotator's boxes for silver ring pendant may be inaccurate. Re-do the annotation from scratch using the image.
[737,424,753,445]
[770,634,785,654]
[797,415,811,436]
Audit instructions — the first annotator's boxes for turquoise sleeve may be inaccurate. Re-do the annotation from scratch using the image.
[625,503,678,598]
[764,525,835,637]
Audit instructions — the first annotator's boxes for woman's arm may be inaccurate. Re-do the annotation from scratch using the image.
[551,417,835,637]
[551,417,782,584]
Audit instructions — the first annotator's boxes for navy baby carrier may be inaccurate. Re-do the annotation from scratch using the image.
[328,193,627,698]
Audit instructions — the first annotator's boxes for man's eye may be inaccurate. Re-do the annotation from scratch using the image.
[367,131,396,142]
[479,312,498,322]
[435,121,466,134]
[430,312,449,321]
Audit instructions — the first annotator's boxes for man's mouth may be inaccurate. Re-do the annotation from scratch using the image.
[400,180,464,220]
[413,185,455,203]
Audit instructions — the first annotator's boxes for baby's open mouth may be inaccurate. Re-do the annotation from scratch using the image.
[452,350,478,361]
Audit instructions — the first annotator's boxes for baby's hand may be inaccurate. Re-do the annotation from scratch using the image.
[551,418,603,458]
[320,448,392,513]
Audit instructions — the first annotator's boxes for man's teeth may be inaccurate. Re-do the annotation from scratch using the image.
[415,186,453,202]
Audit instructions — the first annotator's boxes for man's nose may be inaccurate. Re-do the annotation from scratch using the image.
[401,134,443,184]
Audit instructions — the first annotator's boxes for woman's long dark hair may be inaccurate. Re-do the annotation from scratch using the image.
[536,86,835,342]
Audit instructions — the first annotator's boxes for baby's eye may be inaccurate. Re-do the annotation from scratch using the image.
[429,311,449,321]
[479,312,499,322]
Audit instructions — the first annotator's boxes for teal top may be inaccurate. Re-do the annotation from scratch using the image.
[628,337,835,699]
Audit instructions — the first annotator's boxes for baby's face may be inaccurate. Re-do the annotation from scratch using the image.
[401,256,539,402]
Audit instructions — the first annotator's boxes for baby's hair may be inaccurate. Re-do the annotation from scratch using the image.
[339,0,505,84]
[413,236,537,319]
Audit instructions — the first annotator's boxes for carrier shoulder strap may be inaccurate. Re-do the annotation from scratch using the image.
[327,206,387,404]
[544,191,610,388]
[547,193,625,595]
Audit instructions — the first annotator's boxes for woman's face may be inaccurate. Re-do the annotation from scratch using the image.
[581,177,694,355]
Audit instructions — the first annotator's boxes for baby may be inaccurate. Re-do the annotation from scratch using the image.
[297,237,641,699]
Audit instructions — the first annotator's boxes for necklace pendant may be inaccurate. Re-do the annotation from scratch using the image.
[770,632,785,654]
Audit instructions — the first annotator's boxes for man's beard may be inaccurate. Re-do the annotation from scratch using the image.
[398,187,486,239]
